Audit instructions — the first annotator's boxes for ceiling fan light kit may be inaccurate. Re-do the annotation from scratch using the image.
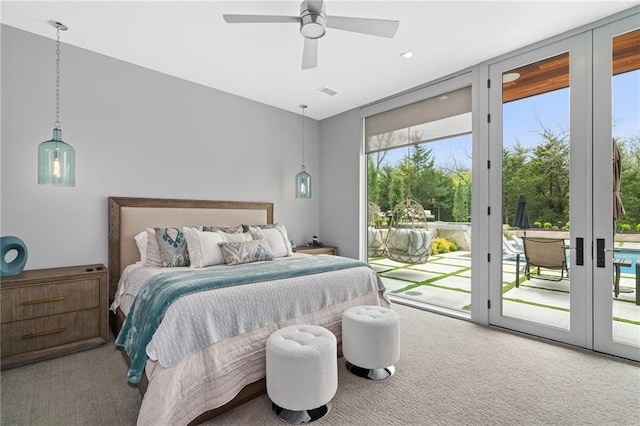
[300,1,327,39]
[223,0,399,69]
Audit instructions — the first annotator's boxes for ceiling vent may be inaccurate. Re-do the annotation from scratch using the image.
[318,87,338,96]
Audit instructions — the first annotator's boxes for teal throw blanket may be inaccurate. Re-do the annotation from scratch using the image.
[115,255,369,383]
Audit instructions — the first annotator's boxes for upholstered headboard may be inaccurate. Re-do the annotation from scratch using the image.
[107,197,274,301]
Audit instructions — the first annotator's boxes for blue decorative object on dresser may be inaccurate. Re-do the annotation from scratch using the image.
[0,236,28,277]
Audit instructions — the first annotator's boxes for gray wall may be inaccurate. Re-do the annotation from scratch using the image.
[319,109,363,259]
[1,25,320,270]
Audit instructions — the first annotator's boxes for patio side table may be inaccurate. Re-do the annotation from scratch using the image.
[612,258,632,297]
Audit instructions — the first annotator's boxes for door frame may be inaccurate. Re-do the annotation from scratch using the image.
[592,14,640,361]
[487,34,591,348]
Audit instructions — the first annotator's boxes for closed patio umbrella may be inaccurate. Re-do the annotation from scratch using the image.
[613,139,626,220]
[514,194,531,236]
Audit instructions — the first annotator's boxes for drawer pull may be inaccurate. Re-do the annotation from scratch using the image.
[21,296,65,305]
[22,328,65,339]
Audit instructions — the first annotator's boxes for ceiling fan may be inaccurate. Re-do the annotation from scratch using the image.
[223,0,399,70]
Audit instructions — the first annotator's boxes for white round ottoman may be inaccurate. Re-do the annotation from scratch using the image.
[266,324,337,423]
[342,305,400,380]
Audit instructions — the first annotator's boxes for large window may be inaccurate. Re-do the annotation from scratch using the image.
[364,83,473,314]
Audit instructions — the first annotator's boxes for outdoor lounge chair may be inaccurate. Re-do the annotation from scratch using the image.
[503,235,523,258]
[515,237,569,286]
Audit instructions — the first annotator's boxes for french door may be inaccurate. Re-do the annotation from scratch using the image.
[488,15,640,361]
[593,15,640,361]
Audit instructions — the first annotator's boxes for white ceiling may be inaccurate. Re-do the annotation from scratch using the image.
[2,1,637,120]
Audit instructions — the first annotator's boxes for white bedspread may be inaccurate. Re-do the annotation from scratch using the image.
[112,255,386,368]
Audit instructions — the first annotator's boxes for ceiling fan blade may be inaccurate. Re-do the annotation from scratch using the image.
[326,15,399,38]
[302,38,318,70]
[223,14,300,24]
[306,0,325,14]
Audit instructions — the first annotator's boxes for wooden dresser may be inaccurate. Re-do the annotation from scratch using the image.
[1,264,109,369]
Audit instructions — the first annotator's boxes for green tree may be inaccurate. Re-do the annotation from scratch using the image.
[367,136,469,224]
[377,165,395,213]
[387,167,406,213]
[408,143,434,204]
[367,151,387,208]
[528,125,570,224]
[453,172,472,222]
[502,123,570,226]
[502,142,530,225]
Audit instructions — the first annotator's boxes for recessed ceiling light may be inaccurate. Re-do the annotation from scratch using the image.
[438,95,449,101]
[502,72,520,83]
[400,50,414,59]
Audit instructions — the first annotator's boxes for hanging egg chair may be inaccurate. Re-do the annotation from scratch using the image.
[367,202,387,258]
[384,198,436,264]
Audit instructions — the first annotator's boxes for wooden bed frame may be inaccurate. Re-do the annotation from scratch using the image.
[108,196,275,424]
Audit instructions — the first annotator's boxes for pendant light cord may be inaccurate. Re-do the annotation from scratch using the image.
[54,26,62,129]
[300,105,307,167]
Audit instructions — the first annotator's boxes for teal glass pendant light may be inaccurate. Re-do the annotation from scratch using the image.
[38,21,75,187]
[295,104,311,198]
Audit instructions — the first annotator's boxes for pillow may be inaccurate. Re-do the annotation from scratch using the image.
[246,225,291,256]
[222,232,253,243]
[145,228,163,267]
[154,227,190,267]
[262,228,290,258]
[183,227,226,268]
[202,225,243,234]
[242,223,293,256]
[246,225,266,241]
[219,239,274,265]
[134,231,147,263]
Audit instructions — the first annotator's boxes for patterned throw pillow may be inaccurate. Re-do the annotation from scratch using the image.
[154,227,190,267]
[219,239,274,265]
[242,223,293,256]
[222,232,253,243]
[246,226,266,241]
[202,225,243,233]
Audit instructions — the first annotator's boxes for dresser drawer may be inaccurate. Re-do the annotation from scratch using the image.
[1,308,100,358]
[1,278,101,323]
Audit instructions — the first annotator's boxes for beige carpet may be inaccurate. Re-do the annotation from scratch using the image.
[2,303,639,425]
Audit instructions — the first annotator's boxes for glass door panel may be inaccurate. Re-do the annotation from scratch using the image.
[501,53,571,329]
[593,18,640,361]
[489,35,589,347]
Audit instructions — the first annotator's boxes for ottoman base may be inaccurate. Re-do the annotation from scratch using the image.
[272,402,332,424]
[345,361,395,380]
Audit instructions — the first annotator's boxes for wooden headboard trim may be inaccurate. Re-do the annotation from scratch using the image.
[108,197,274,301]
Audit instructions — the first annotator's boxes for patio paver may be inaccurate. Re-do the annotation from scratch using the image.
[370,249,639,347]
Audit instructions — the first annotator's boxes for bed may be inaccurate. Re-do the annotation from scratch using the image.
[108,197,389,425]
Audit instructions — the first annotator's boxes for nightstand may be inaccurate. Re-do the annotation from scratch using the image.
[294,245,338,256]
[1,264,109,369]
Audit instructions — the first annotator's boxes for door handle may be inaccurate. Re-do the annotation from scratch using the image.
[575,237,584,266]
[596,238,605,268]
